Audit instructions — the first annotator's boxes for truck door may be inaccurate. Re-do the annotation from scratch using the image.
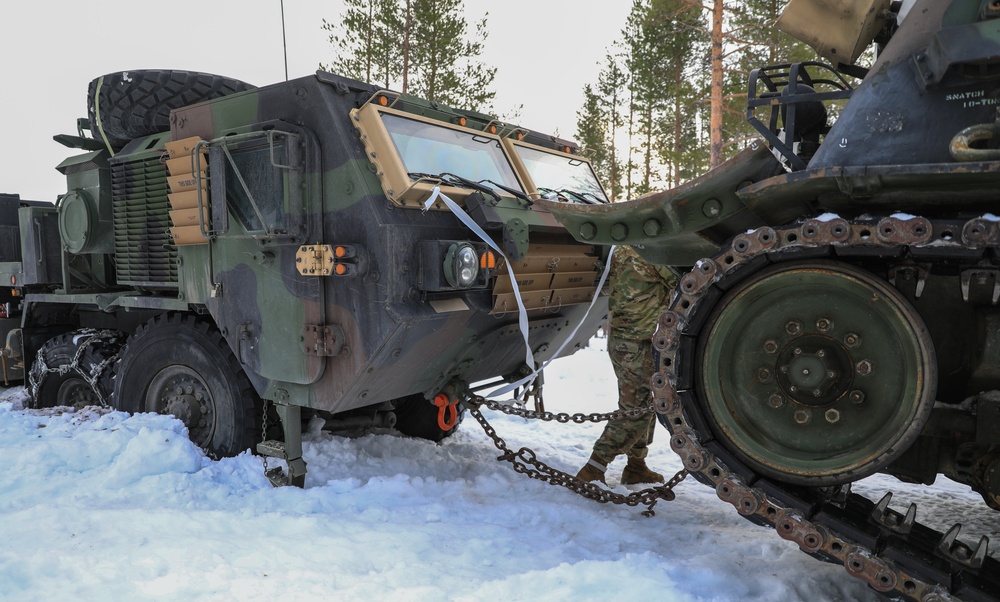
[203,123,326,386]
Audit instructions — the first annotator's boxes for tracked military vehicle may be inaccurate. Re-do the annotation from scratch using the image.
[0,69,609,485]
[541,0,1000,599]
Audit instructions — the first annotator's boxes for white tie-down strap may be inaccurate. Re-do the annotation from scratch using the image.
[424,186,614,400]
[423,187,535,377]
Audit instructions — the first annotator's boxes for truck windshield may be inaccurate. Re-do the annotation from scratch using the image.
[514,144,609,203]
[382,113,524,195]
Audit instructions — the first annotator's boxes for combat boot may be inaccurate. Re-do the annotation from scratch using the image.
[575,454,608,484]
[620,457,664,485]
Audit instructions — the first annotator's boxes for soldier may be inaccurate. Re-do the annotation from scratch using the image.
[576,245,677,485]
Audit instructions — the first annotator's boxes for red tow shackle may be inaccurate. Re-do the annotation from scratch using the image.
[432,393,459,431]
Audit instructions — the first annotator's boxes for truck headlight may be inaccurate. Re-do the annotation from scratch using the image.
[444,243,479,288]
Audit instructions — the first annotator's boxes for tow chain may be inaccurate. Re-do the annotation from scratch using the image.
[463,393,687,516]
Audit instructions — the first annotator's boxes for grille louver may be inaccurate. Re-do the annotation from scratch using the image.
[111,156,178,288]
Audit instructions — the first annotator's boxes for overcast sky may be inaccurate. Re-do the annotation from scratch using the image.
[0,1,630,202]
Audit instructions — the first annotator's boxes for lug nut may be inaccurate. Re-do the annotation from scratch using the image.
[786,320,802,335]
[757,367,774,383]
[763,340,779,354]
[812,389,822,397]
[816,317,832,332]
[849,390,865,404]
[856,360,873,376]
[794,409,811,424]
[844,333,861,348]
[825,409,841,423]
[768,394,784,408]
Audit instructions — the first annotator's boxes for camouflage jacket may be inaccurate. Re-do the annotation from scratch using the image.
[604,246,677,341]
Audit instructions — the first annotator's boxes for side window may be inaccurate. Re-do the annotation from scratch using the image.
[225,143,287,233]
[209,127,310,242]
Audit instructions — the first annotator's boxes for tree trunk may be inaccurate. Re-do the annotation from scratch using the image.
[673,61,683,187]
[709,0,724,168]
[402,0,411,93]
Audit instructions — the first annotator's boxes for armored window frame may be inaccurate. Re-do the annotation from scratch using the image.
[502,139,609,204]
[352,103,526,210]
[206,127,309,242]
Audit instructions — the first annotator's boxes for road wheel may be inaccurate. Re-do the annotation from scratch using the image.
[87,70,255,151]
[393,394,464,442]
[695,260,936,486]
[112,314,259,458]
[28,330,124,408]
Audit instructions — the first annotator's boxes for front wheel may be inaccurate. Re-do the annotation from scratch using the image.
[112,314,260,458]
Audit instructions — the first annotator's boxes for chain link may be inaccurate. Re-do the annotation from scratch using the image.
[261,398,270,473]
[464,394,686,516]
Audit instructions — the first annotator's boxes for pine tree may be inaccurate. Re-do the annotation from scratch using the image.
[576,84,614,189]
[320,0,402,88]
[401,0,495,111]
[322,0,496,111]
[707,0,817,166]
[596,52,628,200]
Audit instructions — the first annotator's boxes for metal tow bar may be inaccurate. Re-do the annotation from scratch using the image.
[463,394,687,516]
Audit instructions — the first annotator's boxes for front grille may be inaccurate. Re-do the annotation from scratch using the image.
[110,156,177,288]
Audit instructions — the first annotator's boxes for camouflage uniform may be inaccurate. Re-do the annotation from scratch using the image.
[578,245,676,483]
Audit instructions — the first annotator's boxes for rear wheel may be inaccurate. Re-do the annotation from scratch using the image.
[28,330,124,408]
[112,314,259,458]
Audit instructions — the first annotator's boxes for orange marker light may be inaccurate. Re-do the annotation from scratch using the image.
[335,263,348,276]
[377,95,388,106]
[457,117,467,127]
[479,251,496,269]
[488,125,498,134]
[516,132,524,140]
[335,245,347,258]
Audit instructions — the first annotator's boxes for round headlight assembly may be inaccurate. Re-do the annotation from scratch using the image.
[444,243,480,288]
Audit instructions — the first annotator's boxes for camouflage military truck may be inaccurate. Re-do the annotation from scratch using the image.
[542,0,1000,599]
[0,69,609,486]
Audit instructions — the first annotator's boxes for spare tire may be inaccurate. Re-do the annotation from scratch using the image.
[87,70,256,151]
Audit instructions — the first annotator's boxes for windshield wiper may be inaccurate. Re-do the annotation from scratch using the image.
[557,188,601,205]
[482,179,533,205]
[408,171,501,204]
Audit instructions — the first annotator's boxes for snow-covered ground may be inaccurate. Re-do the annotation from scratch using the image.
[0,338,994,601]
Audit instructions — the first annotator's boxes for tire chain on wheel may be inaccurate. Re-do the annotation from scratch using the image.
[463,394,687,516]
[28,329,126,408]
[655,215,1000,602]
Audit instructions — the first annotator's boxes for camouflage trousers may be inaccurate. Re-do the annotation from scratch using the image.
[591,336,656,464]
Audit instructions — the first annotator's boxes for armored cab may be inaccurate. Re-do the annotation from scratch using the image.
[1,69,609,484]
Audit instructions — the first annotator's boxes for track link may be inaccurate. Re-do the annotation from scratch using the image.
[654,215,1000,601]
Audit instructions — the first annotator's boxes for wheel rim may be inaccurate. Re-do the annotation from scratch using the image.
[145,366,216,447]
[697,261,936,485]
[56,376,99,409]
